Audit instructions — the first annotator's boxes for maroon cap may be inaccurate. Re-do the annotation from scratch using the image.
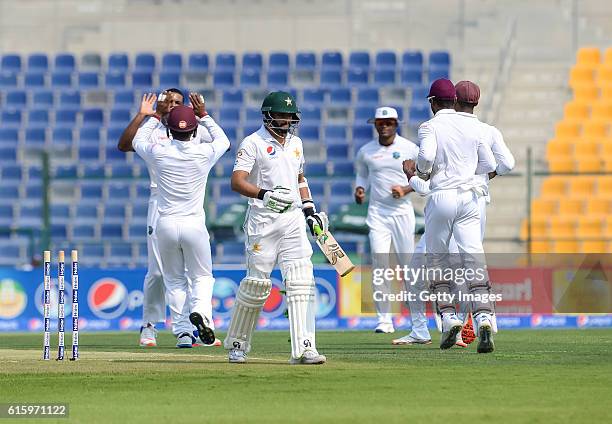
[427,78,456,101]
[455,80,480,104]
[166,105,198,132]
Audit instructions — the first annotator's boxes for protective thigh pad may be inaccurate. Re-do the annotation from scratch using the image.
[223,277,272,352]
[282,259,316,358]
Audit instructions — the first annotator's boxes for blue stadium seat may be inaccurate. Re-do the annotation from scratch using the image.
[105,72,126,88]
[19,205,42,223]
[103,204,127,222]
[24,127,46,146]
[51,128,74,146]
[245,107,262,122]
[24,72,45,88]
[79,146,100,161]
[1,165,21,180]
[324,125,346,143]
[58,90,81,109]
[188,53,209,72]
[242,52,263,70]
[54,53,75,72]
[108,53,129,72]
[214,70,234,87]
[128,223,146,239]
[333,162,354,176]
[0,183,18,198]
[27,53,48,72]
[328,87,351,105]
[51,72,72,88]
[162,53,182,71]
[0,205,13,225]
[411,84,429,102]
[1,54,21,72]
[25,183,43,199]
[330,181,353,197]
[27,166,42,180]
[299,125,320,141]
[267,70,288,87]
[300,105,321,122]
[322,51,343,69]
[326,144,349,159]
[269,52,290,70]
[240,69,261,87]
[81,182,103,200]
[401,69,423,86]
[82,163,106,178]
[301,88,324,105]
[54,164,77,179]
[78,72,99,88]
[429,51,450,67]
[74,204,99,221]
[352,124,373,143]
[110,163,133,178]
[113,89,134,106]
[223,125,237,143]
[105,145,126,162]
[408,104,431,126]
[1,110,21,127]
[428,66,449,81]
[55,109,77,127]
[357,87,379,105]
[81,53,102,70]
[109,108,131,125]
[308,181,325,197]
[32,90,54,107]
[215,53,236,71]
[375,51,397,70]
[159,71,180,87]
[295,52,316,70]
[0,128,18,143]
[0,72,17,89]
[304,162,328,177]
[82,108,104,127]
[5,90,27,107]
[132,72,152,88]
[320,70,342,88]
[222,88,243,105]
[347,68,369,86]
[402,51,424,70]
[219,107,240,123]
[374,69,396,86]
[51,224,67,240]
[80,244,105,259]
[109,243,133,261]
[50,204,70,223]
[106,183,131,202]
[349,51,370,70]
[106,127,124,144]
[79,128,101,145]
[354,106,376,123]
[72,225,95,240]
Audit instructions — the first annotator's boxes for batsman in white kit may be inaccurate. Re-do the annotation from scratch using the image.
[118,89,214,346]
[132,101,229,348]
[354,106,429,341]
[411,78,497,353]
[224,91,327,365]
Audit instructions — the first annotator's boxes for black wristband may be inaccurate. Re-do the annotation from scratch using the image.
[257,189,270,200]
[303,207,315,218]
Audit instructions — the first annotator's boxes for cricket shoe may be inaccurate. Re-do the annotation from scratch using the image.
[475,313,495,354]
[176,332,196,348]
[193,337,222,347]
[289,349,327,365]
[189,312,216,346]
[440,313,463,350]
[229,348,247,363]
[461,315,476,345]
[391,335,432,345]
[139,323,157,347]
[374,323,395,334]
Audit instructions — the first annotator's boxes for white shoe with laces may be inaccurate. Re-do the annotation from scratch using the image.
[289,349,327,365]
[176,332,195,348]
[374,323,395,334]
[229,348,247,363]
[440,313,463,350]
[391,334,432,345]
[139,323,157,347]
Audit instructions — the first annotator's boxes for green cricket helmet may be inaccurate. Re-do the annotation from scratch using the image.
[261,91,300,136]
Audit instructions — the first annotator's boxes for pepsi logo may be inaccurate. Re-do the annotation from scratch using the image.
[261,279,286,318]
[88,278,128,319]
[314,278,337,318]
[211,278,238,319]
[266,146,276,156]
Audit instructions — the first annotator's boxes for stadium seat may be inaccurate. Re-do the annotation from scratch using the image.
[214,70,235,87]
[304,162,328,177]
[27,53,48,72]
[569,176,596,196]
[222,88,243,106]
[28,109,50,128]
[54,53,75,72]
[295,52,317,70]
[24,127,46,146]
[577,216,604,239]
[161,53,182,71]
[159,71,181,87]
[429,51,450,67]
[105,72,126,88]
[322,51,343,69]
[113,89,134,107]
[549,216,577,239]
[109,108,131,125]
[354,106,375,123]
[78,72,99,88]
[79,127,101,145]
[240,69,261,87]
[558,199,584,215]
[24,72,45,88]
[591,101,612,119]
[563,100,590,119]
[327,144,349,159]
[328,87,351,105]
[300,105,321,122]
[132,72,153,88]
[324,125,346,143]
[347,68,369,86]
[352,125,373,143]
[333,162,354,176]
[428,66,450,81]
[302,88,325,105]
[308,181,325,197]
[215,52,236,71]
[5,90,27,107]
[242,52,263,71]
[554,121,581,138]
[408,104,431,126]
[299,125,320,141]
[572,84,599,101]
[580,240,606,253]
[1,54,21,72]
[569,66,596,87]
[269,52,290,70]
[401,69,423,85]
[548,156,575,173]
[59,90,81,109]
[267,70,288,87]
[0,72,17,88]
[349,51,370,71]
[82,108,104,127]
[51,72,72,88]
[54,164,78,179]
[55,109,77,127]
[188,53,209,72]
[551,240,579,253]
[375,51,397,70]
[576,47,601,66]
[51,128,74,146]
[79,146,100,161]
[1,110,21,127]
[134,53,156,72]
[402,51,423,70]
[320,70,342,88]
[540,176,568,198]
[108,53,129,72]
[1,165,22,181]
[583,120,609,138]
[219,107,240,123]
[0,128,18,143]
[373,69,396,86]
[81,53,102,70]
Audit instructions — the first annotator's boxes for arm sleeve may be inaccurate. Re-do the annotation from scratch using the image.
[198,115,230,165]
[354,148,369,190]
[489,126,515,175]
[409,176,431,195]
[417,122,437,174]
[132,117,159,162]
[233,138,257,173]
[475,136,497,175]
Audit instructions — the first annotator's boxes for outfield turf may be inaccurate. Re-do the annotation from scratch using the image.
[1,330,611,424]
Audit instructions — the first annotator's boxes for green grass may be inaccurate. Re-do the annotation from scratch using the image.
[1,330,611,423]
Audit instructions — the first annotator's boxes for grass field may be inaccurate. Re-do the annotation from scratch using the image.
[1,329,611,423]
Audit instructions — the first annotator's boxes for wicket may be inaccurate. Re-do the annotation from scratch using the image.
[42,250,79,361]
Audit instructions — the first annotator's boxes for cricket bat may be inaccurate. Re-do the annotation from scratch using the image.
[313,225,355,276]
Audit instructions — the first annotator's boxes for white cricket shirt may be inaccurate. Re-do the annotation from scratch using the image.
[133,116,229,217]
[355,135,419,216]
[233,126,304,211]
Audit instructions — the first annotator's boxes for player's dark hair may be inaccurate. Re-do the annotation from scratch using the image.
[457,100,477,109]
[169,128,196,141]
[435,99,456,109]
[165,88,184,99]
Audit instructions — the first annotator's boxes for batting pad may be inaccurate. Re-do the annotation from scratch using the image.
[282,259,316,359]
[223,277,272,352]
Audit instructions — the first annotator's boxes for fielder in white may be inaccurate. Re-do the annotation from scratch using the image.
[132,100,229,348]
[224,91,327,365]
[119,90,216,347]
[354,106,429,340]
[411,78,497,353]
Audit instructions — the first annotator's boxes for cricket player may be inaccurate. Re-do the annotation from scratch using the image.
[410,78,497,353]
[224,91,327,365]
[132,99,229,348]
[118,89,214,347]
[393,80,515,348]
[354,107,428,340]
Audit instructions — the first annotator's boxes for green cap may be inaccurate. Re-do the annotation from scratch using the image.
[261,91,300,114]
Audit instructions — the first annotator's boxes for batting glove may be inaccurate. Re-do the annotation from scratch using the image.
[259,186,294,213]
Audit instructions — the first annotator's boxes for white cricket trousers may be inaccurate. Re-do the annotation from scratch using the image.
[367,210,415,326]
[142,193,166,325]
[156,215,215,336]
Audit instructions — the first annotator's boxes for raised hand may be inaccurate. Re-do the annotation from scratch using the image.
[189,92,207,118]
[402,159,416,179]
[139,93,157,116]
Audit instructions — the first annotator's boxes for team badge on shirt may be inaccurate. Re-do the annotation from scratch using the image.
[294,148,301,158]
[393,152,400,159]
[266,146,276,156]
